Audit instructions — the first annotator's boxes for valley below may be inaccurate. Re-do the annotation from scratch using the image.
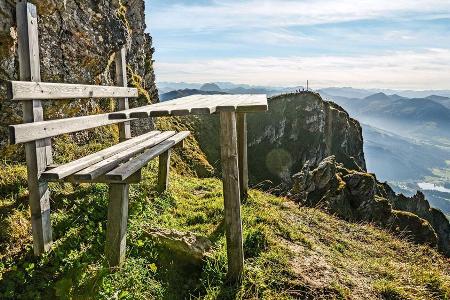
[318,90,450,218]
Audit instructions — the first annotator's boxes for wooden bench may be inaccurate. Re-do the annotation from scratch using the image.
[7,1,189,267]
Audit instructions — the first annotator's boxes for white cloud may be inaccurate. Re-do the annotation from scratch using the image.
[148,0,450,31]
[229,29,314,45]
[154,49,450,89]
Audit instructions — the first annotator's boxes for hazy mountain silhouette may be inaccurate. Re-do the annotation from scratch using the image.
[159,89,227,101]
[200,83,222,92]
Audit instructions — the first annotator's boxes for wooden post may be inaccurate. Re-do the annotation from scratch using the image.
[237,113,248,198]
[219,111,244,283]
[157,149,171,192]
[115,47,131,141]
[16,1,53,255]
[105,183,129,267]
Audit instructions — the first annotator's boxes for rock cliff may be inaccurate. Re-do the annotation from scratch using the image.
[193,92,366,187]
[0,0,158,159]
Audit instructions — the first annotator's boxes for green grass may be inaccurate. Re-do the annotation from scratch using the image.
[0,162,449,299]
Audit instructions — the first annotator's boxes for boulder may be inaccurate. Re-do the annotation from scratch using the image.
[144,228,213,264]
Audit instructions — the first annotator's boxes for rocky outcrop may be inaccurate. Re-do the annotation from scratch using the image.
[0,0,158,158]
[192,92,366,188]
[248,92,366,186]
[290,156,449,255]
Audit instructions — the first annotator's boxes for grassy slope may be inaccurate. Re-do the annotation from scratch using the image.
[0,162,449,300]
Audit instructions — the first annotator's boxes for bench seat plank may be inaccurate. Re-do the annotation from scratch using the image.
[109,95,212,119]
[41,130,161,180]
[129,95,268,117]
[73,131,177,181]
[7,81,138,100]
[10,113,137,144]
[105,131,190,181]
[48,171,143,184]
[109,95,268,119]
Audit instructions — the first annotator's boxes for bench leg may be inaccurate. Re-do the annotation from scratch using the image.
[220,111,244,283]
[27,161,52,256]
[105,183,129,268]
[237,113,248,199]
[157,149,171,193]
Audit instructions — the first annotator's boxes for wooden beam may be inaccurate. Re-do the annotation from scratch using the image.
[41,131,161,180]
[219,111,244,282]
[73,131,176,181]
[157,149,171,192]
[237,113,248,198]
[105,183,129,268]
[9,113,136,144]
[16,1,52,256]
[115,47,131,141]
[105,131,190,181]
[7,81,138,100]
[48,170,142,184]
[108,95,269,119]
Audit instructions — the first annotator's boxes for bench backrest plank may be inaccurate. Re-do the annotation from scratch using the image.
[9,112,137,144]
[7,81,138,100]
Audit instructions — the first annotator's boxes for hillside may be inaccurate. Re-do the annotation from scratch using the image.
[1,163,449,299]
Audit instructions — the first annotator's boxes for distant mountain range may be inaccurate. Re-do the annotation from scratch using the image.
[158,82,450,100]
[320,91,450,147]
[159,89,227,102]
[158,82,305,98]
[318,87,450,99]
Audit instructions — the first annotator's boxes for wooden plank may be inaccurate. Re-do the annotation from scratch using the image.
[157,149,171,192]
[126,95,209,119]
[108,95,268,119]
[9,112,136,144]
[108,95,203,119]
[105,183,129,268]
[237,113,248,198]
[219,111,244,282]
[105,131,190,181]
[7,81,138,100]
[216,95,268,112]
[48,170,142,184]
[115,47,131,141]
[16,1,52,256]
[41,130,161,180]
[73,131,176,181]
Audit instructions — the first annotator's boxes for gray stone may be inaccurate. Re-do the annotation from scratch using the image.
[144,228,213,264]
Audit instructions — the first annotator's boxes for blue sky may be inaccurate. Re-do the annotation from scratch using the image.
[145,0,450,89]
